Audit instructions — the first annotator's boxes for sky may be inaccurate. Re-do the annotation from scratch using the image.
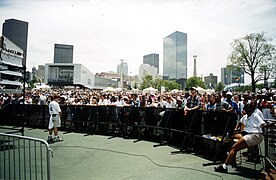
[1,0,276,83]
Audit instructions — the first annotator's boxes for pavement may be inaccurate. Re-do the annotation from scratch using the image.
[0,126,268,180]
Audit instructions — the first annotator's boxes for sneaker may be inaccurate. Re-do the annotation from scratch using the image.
[214,165,228,173]
[53,136,63,142]
[47,137,54,144]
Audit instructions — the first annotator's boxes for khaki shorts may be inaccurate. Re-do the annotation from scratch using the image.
[48,115,61,129]
[243,133,264,147]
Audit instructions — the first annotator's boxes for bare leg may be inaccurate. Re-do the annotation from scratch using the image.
[49,129,53,136]
[225,138,248,165]
[54,127,58,136]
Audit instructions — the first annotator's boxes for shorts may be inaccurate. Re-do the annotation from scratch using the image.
[243,133,264,147]
[48,115,61,129]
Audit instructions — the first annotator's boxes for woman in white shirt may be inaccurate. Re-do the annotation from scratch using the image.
[214,103,265,173]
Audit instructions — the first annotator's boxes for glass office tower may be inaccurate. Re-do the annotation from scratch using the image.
[221,65,244,85]
[54,44,73,63]
[163,31,187,80]
[2,19,29,66]
[143,53,159,74]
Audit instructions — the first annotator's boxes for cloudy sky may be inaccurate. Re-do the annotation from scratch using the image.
[1,0,276,83]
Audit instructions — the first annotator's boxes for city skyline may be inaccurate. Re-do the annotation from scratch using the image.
[1,0,276,84]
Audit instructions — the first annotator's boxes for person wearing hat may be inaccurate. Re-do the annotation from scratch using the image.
[47,95,63,143]
[184,87,201,115]
[225,91,238,115]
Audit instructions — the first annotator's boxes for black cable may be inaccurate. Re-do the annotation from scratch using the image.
[54,145,224,180]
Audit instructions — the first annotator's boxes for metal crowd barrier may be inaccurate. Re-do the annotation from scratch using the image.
[0,133,53,180]
[263,119,276,172]
[3,104,274,163]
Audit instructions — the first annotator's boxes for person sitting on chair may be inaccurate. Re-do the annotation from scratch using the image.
[214,103,266,173]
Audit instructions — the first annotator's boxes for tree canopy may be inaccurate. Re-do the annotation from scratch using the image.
[140,75,180,91]
[228,32,276,92]
[186,76,206,90]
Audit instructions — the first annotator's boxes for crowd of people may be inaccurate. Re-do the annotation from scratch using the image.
[1,86,276,174]
[1,87,276,119]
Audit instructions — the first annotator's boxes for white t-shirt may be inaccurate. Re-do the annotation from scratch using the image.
[49,101,61,115]
[240,113,264,133]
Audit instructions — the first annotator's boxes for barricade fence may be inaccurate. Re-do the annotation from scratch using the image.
[0,133,53,180]
[263,119,276,172]
[0,104,274,167]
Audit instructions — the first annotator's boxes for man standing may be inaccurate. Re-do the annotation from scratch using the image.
[47,95,63,143]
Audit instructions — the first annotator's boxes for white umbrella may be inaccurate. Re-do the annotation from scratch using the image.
[103,87,116,92]
[34,84,51,90]
[143,87,158,94]
[171,89,179,93]
[195,86,206,95]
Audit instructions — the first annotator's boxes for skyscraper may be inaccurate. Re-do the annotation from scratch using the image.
[117,60,128,76]
[221,65,244,85]
[2,18,29,66]
[54,44,73,63]
[143,53,159,74]
[163,31,187,80]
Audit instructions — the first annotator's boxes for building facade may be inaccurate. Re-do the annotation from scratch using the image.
[117,60,128,76]
[221,65,244,85]
[45,63,118,89]
[2,19,28,66]
[0,36,24,93]
[139,64,157,81]
[54,44,73,63]
[204,73,217,88]
[143,53,159,74]
[163,31,187,81]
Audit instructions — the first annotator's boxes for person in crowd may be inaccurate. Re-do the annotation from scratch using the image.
[164,95,176,108]
[214,93,233,112]
[240,93,250,114]
[214,103,266,173]
[47,95,63,143]
[262,101,273,119]
[176,96,184,109]
[233,94,242,120]
[184,87,201,115]
[225,92,238,115]
[38,93,47,105]
[201,93,209,111]
[98,94,109,106]
[131,94,140,107]
[207,93,216,111]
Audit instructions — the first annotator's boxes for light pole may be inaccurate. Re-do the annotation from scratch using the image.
[129,72,132,90]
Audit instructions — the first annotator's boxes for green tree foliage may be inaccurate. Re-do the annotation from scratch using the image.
[186,77,206,90]
[140,75,181,91]
[228,32,276,92]
[140,75,154,90]
[215,82,225,92]
[29,76,38,89]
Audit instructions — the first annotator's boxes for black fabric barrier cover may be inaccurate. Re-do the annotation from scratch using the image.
[0,104,236,147]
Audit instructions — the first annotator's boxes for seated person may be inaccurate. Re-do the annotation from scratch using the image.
[214,103,266,173]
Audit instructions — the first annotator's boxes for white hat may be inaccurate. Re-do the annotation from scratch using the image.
[226,91,232,96]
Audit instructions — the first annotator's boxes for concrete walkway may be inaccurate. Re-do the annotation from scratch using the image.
[1,126,267,180]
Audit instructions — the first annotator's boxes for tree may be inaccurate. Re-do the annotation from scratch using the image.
[215,82,225,92]
[140,75,154,90]
[186,77,206,90]
[228,32,276,92]
[141,76,181,91]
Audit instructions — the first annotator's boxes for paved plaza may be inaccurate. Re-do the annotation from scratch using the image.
[0,126,270,180]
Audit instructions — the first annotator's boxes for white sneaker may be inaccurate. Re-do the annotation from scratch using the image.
[53,136,63,142]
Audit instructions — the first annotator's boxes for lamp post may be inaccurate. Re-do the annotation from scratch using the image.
[129,72,132,90]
